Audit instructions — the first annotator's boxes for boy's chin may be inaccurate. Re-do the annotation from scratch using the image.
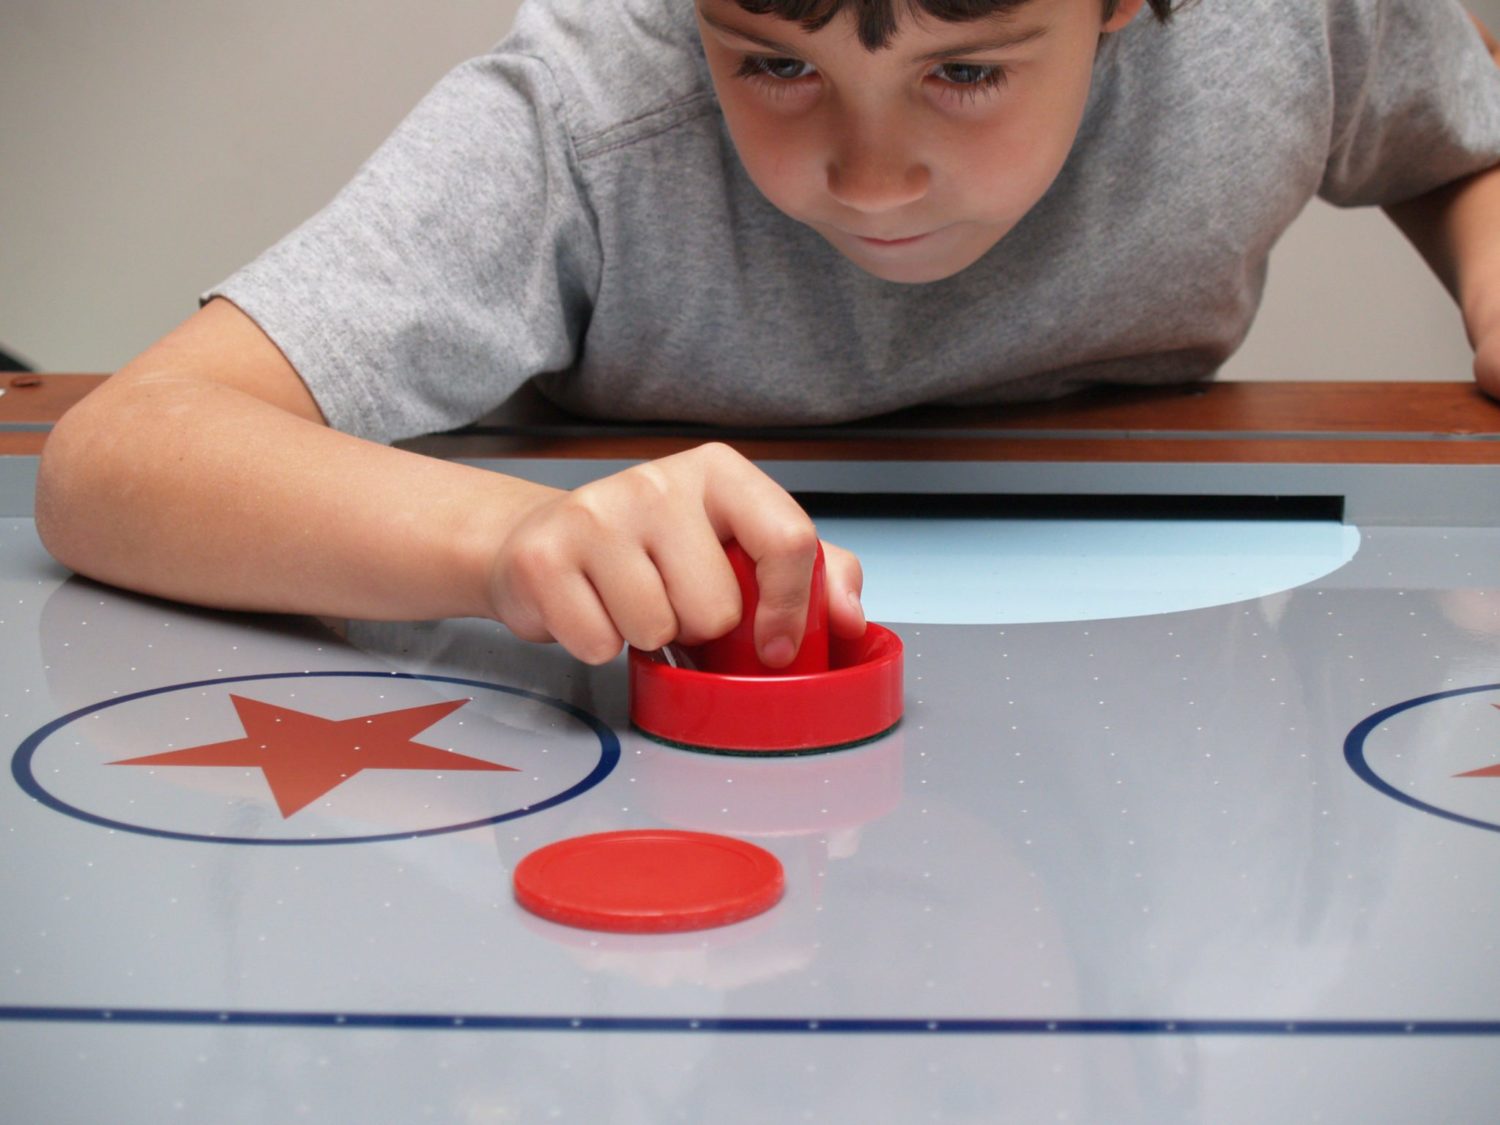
[820,227,1003,285]
[845,254,981,285]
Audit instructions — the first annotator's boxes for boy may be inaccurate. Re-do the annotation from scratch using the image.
[34,0,1500,668]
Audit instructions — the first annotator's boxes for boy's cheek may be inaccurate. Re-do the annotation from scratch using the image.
[718,105,818,215]
[710,81,847,220]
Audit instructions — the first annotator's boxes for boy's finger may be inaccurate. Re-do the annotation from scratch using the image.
[584,549,680,654]
[694,441,820,664]
[746,537,819,668]
[532,571,626,666]
[653,529,743,646]
[822,540,867,639]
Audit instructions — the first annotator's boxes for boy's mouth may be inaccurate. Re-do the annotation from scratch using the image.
[853,232,931,248]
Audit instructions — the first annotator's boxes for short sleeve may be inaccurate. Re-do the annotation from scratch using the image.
[1320,0,1500,207]
[206,52,602,444]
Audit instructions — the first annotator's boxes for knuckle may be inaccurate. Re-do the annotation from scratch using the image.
[696,439,737,461]
[506,620,555,645]
[632,620,679,653]
[558,484,613,529]
[683,600,740,644]
[623,596,681,653]
[694,440,749,474]
[835,548,864,590]
[757,570,809,613]
[759,588,806,615]
[580,463,673,517]
[765,521,820,560]
[702,602,742,639]
[575,635,624,666]
[506,537,568,590]
[623,462,675,505]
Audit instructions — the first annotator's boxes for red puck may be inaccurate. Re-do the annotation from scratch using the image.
[512,829,785,933]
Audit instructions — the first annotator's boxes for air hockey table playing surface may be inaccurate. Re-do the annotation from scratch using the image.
[3,377,1500,1123]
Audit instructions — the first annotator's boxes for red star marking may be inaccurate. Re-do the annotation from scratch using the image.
[111,695,516,818]
[1454,705,1500,780]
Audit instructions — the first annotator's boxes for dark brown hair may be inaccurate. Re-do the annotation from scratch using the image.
[732,0,1183,51]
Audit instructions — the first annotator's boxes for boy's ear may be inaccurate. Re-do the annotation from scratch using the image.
[1102,0,1149,33]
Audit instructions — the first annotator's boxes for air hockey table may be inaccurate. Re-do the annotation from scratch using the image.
[2,375,1500,1123]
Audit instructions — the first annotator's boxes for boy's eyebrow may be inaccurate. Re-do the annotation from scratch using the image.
[698,8,1048,59]
[697,10,803,55]
[911,26,1048,62]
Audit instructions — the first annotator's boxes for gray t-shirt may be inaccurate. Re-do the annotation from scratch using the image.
[210,0,1500,444]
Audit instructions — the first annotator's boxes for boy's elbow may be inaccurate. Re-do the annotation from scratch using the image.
[35,408,86,571]
[34,392,118,576]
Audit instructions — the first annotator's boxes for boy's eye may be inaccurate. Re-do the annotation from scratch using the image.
[736,55,817,83]
[932,62,1006,89]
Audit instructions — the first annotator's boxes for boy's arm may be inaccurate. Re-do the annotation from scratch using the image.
[35,299,862,665]
[1381,9,1500,399]
[1384,164,1500,399]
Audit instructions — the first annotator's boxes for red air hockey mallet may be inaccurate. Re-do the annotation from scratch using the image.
[629,541,904,754]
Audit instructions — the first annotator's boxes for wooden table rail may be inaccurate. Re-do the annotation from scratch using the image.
[4,373,1499,464]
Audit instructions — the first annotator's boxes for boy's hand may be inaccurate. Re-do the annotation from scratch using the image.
[487,442,865,666]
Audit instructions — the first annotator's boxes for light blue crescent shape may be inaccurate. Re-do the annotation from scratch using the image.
[817,517,1361,625]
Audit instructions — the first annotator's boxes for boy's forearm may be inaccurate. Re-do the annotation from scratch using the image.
[36,375,552,622]
[1384,162,1500,358]
[1382,10,1500,360]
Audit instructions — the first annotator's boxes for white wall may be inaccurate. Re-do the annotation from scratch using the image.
[4,0,1499,382]
[1,0,517,372]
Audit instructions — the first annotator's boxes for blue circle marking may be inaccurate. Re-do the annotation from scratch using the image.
[11,671,620,846]
[1344,682,1500,835]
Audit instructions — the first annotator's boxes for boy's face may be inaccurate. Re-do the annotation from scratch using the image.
[696,0,1145,283]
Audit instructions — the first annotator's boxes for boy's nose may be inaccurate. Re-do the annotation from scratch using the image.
[825,137,931,214]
